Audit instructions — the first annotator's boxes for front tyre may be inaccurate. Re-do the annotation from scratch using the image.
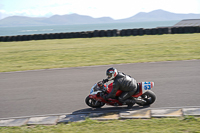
[85,96,105,108]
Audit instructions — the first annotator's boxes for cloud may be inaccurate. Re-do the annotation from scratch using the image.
[0,3,4,8]
[0,10,10,19]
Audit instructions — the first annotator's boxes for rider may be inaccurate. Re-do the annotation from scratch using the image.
[98,67,137,108]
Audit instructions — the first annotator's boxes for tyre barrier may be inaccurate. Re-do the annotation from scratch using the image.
[138,28,144,35]
[0,26,200,42]
[171,26,200,34]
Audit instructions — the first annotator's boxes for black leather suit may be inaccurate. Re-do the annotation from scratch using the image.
[103,72,137,104]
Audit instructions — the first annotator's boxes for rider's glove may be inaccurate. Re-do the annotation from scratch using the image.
[103,79,109,83]
[97,81,104,87]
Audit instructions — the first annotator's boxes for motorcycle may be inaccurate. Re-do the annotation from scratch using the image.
[85,81,156,108]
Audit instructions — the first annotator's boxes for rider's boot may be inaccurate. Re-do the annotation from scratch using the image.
[124,99,135,109]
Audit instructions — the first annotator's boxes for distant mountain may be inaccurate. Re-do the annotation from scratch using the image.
[44,14,114,25]
[0,9,200,27]
[0,16,47,26]
[120,9,200,22]
[0,13,115,27]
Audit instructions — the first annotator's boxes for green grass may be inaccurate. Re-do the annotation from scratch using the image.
[0,33,200,72]
[0,117,200,133]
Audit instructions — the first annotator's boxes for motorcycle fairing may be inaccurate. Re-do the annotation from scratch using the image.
[89,94,123,106]
[106,82,154,98]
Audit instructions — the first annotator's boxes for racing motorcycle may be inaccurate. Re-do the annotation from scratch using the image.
[85,81,156,108]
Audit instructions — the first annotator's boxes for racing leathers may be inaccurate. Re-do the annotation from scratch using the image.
[103,72,137,105]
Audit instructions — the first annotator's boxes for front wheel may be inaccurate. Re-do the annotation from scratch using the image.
[137,90,156,106]
[85,96,105,108]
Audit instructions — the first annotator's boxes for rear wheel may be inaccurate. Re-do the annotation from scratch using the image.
[85,96,105,108]
[137,90,156,106]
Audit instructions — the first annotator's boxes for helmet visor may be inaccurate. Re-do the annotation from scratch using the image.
[107,71,113,79]
[107,73,112,78]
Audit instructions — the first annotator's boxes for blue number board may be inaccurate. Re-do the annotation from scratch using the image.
[144,82,151,90]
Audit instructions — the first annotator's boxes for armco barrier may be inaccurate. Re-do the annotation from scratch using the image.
[0,26,200,42]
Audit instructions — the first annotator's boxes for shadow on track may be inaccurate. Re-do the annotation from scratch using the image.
[72,105,150,114]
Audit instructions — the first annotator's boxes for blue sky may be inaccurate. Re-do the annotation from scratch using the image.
[0,0,200,20]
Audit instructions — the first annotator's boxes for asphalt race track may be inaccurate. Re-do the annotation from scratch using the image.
[0,60,200,118]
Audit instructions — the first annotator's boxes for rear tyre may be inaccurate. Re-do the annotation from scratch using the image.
[138,90,156,106]
[85,96,105,108]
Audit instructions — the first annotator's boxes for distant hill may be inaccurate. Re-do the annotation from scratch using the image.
[0,9,200,27]
[0,16,47,26]
[121,9,200,22]
[0,14,115,27]
[44,14,114,25]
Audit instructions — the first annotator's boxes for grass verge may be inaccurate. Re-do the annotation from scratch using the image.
[0,33,200,72]
[0,117,200,133]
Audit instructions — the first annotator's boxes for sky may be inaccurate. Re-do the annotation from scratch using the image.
[0,0,200,20]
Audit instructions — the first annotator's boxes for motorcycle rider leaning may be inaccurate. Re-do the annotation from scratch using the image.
[98,67,137,108]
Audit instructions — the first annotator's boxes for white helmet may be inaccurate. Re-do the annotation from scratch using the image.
[106,67,118,81]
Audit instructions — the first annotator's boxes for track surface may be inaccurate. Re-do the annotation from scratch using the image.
[0,60,200,118]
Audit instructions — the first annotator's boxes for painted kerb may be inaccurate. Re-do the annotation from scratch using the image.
[0,107,200,126]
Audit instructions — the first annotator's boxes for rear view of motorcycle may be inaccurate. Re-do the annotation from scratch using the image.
[85,81,156,108]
